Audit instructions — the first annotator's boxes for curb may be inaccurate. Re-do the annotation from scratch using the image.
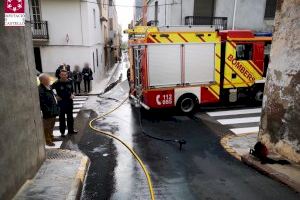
[242,154,300,193]
[221,134,300,193]
[220,132,258,161]
[66,154,90,200]
[220,134,242,161]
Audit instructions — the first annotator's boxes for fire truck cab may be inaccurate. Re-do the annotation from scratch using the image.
[127,26,271,114]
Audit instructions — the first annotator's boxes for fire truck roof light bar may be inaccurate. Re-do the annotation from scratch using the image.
[157,25,216,32]
[129,42,219,47]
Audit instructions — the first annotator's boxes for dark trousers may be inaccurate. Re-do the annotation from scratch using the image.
[74,82,81,94]
[84,79,90,92]
[58,101,74,135]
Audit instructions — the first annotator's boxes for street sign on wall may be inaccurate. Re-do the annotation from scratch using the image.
[4,0,25,26]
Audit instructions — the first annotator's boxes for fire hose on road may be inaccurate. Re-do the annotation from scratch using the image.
[88,89,187,200]
[89,95,156,200]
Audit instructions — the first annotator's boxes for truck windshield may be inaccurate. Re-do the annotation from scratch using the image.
[236,44,253,60]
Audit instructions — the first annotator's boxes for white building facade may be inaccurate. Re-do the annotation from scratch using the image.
[108,3,122,63]
[146,0,277,32]
[30,0,104,80]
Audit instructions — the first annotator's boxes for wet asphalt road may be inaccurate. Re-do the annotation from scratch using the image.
[64,62,299,200]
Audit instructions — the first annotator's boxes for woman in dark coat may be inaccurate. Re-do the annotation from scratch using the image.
[82,63,93,93]
[73,65,82,94]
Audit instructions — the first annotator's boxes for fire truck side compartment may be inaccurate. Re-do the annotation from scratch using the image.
[148,44,182,87]
[184,43,215,85]
[147,43,216,88]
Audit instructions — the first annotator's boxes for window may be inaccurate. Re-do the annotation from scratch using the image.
[194,0,215,17]
[96,49,99,67]
[109,0,113,6]
[31,0,41,29]
[236,44,253,60]
[93,9,96,28]
[264,0,277,19]
[109,18,113,30]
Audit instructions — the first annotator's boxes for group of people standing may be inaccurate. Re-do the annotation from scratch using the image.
[39,63,93,146]
[55,63,93,93]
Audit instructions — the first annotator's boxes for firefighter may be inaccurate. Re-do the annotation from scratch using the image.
[52,68,78,137]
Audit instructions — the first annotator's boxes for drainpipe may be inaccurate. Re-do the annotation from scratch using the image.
[180,0,183,25]
[165,0,167,25]
[232,0,237,30]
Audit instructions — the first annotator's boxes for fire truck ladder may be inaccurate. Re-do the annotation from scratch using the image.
[133,46,143,105]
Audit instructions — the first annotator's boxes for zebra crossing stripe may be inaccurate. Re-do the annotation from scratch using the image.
[74,96,88,99]
[45,141,62,149]
[230,127,259,135]
[74,104,83,108]
[56,113,78,119]
[73,109,80,113]
[206,107,262,136]
[207,108,262,117]
[74,100,86,104]
[74,98,87,101]
[75,95,88,97]
[53,130,61,137]
[217,117,260,125]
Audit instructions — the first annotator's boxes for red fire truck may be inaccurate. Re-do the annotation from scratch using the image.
[127,26,271,113]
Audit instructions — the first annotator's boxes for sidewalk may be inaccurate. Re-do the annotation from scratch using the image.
[221,132,300,193]
[13,62,124,199]
[14,149,90,200]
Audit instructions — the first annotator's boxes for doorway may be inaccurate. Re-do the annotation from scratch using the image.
[34,47,42,73]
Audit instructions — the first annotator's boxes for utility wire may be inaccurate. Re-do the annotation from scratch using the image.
[80,1,180,8]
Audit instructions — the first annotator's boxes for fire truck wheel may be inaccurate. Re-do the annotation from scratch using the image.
[177,95,197,114]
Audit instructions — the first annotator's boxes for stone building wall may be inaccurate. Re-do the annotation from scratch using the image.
[259,0,300,163]
[0,1,46,199]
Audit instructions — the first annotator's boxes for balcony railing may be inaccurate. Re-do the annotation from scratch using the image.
[147,20,159,26]
[31,21,49,40]
[185,16,228,30]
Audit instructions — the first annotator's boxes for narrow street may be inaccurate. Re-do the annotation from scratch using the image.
[63,60,299,200]
[2,0,300,199]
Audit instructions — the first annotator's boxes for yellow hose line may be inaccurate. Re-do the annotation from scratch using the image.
[88,96,155,200]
